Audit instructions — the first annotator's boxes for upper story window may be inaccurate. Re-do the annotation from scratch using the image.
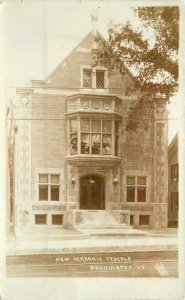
[126,176,147,203]
[69,118,119,156]
[83,68,105,89]
[83,69,92,88]
[96,70,105,89]
[171,163,178,182]
[39,174,60,201]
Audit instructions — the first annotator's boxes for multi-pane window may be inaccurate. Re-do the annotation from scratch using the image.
[35,214,47,225]
[39,174,60,201]
[96,70,105,89]
[52,214,63,225]
[115,121,119,156]
[70,118,119,156]
[83,68,105,89]
[81,119,112,155]
[83,69,92,88]
[126,176,147,202]
[171,164,178,182]
[171,192,178,211]
[70,119,78,155]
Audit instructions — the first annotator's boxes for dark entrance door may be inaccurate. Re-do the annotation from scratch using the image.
[80,175,105,210]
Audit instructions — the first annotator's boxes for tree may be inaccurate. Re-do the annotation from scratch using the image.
[96,6,179,130]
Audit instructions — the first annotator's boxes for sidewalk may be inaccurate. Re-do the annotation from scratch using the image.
[6,228,178,256]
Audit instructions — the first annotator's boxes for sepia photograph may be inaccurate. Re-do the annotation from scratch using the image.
[1,0,184,299]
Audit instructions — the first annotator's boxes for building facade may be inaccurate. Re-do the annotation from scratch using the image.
[168,134,178,227]
[8,25,169,236]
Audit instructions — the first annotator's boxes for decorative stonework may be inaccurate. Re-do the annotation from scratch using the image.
[66,94,122,115]
[17,89,33,106]
[122,205,153,212]
[17,121,31,203]
[32,205,67,211]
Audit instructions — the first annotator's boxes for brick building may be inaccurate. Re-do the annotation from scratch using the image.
[8,20,169,237]
[168,134,178,227]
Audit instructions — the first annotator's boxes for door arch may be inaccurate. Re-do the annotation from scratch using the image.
[80,175,105,210]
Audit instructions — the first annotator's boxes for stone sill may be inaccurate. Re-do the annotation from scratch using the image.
[66,155,122,166]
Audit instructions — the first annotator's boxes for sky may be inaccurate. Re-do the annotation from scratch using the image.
[1,0,180,143]
[2,1,140,86]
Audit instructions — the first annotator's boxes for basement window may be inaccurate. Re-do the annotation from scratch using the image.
[52,214,63,225]
[35,214,47,225]
[130,215,134,226]
[139,215,150,226]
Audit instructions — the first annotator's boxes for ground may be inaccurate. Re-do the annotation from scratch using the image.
[6,228,178,278]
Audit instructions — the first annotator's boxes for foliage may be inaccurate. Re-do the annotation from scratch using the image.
[96,6,179,130]
[97,6,179,92]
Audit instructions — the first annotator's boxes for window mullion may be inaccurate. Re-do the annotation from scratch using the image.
[101,120,103,155]
[112,120,115,156]
[78,116,81,155]
[48,175,51,201]
[90,119,92,154]
[135,177,137,202]
[135,186,137,202]
[92,69,96,88]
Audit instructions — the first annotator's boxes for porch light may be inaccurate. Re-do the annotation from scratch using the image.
[71,177,76,186]
[113,178,118,185]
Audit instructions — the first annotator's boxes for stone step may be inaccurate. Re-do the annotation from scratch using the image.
[74,210,129,229]
[76,224,129,229]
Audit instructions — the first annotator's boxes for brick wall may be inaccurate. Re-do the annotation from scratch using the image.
[13,30,168,231]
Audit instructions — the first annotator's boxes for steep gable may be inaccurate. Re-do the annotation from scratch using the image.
[44,30,98,87]
[36,29,138,97]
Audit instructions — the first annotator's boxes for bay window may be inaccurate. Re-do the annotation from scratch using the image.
[69,118,119,156]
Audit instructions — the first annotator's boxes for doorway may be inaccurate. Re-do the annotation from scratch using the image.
[80,175,105,210]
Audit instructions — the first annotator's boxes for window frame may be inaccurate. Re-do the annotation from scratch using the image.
[82,67,107,89]
[38,174,60,202]
[69,117,120,156]
[52,214,64,225]
[35,214,47,225]
[171,163,178,183]
[96,70,105,89]
[126,176,147,203]
[83,69,92,88]
[139,215,150,226]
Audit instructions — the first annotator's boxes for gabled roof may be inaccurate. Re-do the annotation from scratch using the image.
[45,29,106,82]
[168,133,178,152]
[45,28,137,84]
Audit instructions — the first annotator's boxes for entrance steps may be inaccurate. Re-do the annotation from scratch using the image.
[73,210,130,229]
